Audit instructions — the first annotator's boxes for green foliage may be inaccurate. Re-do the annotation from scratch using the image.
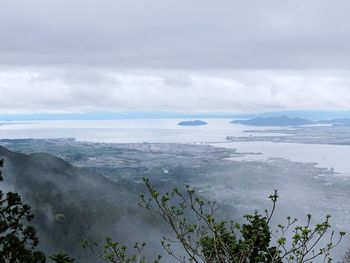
[82,178,347,263]
[49,252,75,263]
[81,237,161,263]
[139,178,345,263]
[0,159,46,263]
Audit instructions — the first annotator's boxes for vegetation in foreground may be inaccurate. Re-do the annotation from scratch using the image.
[84,178,346,263]
[0,159,75,263]
[0,159,348,262]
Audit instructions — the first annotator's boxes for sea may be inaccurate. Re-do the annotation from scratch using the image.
[1,118,350,177]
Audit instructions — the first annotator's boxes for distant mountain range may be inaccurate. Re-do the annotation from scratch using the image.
[232,116,350,126]
[232,116,313,126]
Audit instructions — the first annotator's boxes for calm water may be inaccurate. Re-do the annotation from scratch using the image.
[1,119,350,176]
[215,141,350,177]
[0,119,281,143]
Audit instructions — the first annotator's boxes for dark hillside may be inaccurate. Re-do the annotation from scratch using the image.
[0,146,162,262]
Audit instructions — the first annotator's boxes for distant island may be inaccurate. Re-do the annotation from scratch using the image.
[231,116,350,127]
[231,116,314,126]
[177,120,208,126]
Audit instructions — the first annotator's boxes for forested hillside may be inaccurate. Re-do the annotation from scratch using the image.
[0,146,166,262]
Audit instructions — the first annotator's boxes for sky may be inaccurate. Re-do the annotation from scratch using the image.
[1,0,350,114]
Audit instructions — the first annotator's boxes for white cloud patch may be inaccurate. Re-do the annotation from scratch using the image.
[0,67,350,114]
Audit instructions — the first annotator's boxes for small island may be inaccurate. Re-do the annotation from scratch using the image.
[177,120,208,126]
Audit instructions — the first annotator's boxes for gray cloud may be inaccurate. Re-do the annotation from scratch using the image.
[1,1,350,113]
[1,0,350,69]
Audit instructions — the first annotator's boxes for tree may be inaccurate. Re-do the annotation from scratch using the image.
[49,252,75,263]
[139,178,344,262]
[84,177,346,262]
[81,237,161,263]
[140,178,346,262]
[0,159,46,262]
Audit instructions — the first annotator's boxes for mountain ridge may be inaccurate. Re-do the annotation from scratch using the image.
[231,116,314,126]
[0,145,163,262]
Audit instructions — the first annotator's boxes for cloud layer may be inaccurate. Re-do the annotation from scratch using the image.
[1,68,350,113]
[1,0,350,69]
[1,1,350,113]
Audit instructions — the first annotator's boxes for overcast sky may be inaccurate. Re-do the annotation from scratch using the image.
[1,0,350,113]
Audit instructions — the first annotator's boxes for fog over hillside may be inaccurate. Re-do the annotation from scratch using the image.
[1,137,350,261]
[0,145,167,262]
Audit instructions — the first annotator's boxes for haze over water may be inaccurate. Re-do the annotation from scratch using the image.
[1,119,350,177]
